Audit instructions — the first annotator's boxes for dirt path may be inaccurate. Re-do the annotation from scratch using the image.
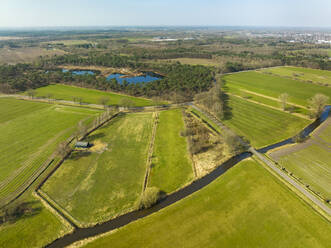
[240,89,309,110]
[143,112,159,191]
[228,93,310,120]
[251,147,331,218]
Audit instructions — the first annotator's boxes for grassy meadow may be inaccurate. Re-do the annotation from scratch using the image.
[82,159,331,248]
[42,112,153,225]
[0,195,72,248]
[223,71,331,107]
[263,66,331,86]
[0,98,100,200]
[275,123,331,199]
[32,84,154,107]
[148,109,193,193]
[222,95,309,148]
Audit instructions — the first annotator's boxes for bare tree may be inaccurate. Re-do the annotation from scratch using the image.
[27,90,36,99]
[279,93,289,110]
[99,96,109,109]
[308,93,329,118]
[119,98,134,108]
[56,142,71,158]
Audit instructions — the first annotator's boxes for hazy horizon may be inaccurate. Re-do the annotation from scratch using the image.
[1,0,331,28]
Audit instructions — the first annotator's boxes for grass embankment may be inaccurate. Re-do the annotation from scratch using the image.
[223,71,331,107]
[42,112,153,225]
[148,109,193,193]
[276,123,331,199]
[82,159,331,248]
[32,84,155,107]
[222,95,309,148]
[263,66,331,86]
[0,194,72,248]
[0,98,100,200]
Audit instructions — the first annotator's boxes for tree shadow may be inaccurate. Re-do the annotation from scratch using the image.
[221,85,233,120]
[0,201,42,225]
[68,151,92,161]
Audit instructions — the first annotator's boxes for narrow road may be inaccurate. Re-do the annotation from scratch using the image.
[249,147,331,217]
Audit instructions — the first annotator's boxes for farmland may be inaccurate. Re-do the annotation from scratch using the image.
[0,194,72,248]
[148,109,193,193]
[222,95,309,148]
[0,98,100,201]
[223,71,331,107]
[262,66,331,86]
[271,119,331,200]
[32,84,155,107]
[42,112,153,225]
[82,159,331,248]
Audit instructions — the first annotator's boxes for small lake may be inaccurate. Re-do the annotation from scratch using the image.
[62,69,95,75]
[107,73,161,84]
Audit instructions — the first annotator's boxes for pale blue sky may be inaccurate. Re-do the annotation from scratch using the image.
[0,0,330,27]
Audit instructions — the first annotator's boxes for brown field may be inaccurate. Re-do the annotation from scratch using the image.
[0,47,66,64]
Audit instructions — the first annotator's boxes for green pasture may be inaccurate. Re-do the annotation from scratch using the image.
[222,95,310,148]
[276,122,331,199]
[0,195,71,248]
[42,112,153,225]
[83,159,331,248]
[148,109,193,193]
[263,66,331,86]
[0,98,99,200]
[31,84,154,107]
[223,71,331,107]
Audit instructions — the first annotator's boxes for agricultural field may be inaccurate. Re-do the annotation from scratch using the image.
[262,66,331,86]
[222,95,309,148]
[223,71,331,107]
[0,195,72,248]
[32,84,155,107]
[0,98,100,202]
[271,118,331,200]
[42,112,153,225]
[0,47,66,64]
[148,109,193,193]
[82,159,331,248]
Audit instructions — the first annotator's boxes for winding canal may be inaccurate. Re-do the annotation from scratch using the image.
[46,105,331,248]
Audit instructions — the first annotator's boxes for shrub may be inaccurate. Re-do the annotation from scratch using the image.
[137,187,162,209]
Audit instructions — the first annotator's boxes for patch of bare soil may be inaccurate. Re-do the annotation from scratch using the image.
[89,140,108,153]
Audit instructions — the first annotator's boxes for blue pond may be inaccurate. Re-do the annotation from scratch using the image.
[107,73,160,84]
[62,69,95,75]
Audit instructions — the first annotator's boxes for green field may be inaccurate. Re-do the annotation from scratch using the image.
[0,98,100,200]
[42,112,153,225]
[0,195,71,248]
[276,123,331,199]
[83,159,331,248]
[148,109,193,193]
[32,84,154,107]
[263,66,331,86]
[222,95,309,148]
[223,71,331,107]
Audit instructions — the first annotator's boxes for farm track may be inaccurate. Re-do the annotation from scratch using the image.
[227,92,310,120]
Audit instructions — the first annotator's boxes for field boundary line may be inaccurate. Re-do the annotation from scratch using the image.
[228,92,310,120]
[239,89,309,110]
[34,190,78,229]
[143,111,159,191]
[251,148,331,221]
[182,109,198,178]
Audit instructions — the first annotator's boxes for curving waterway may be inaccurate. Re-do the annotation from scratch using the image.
[46,105,330,248]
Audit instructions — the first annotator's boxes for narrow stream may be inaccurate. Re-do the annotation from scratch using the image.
[46,106,330,248]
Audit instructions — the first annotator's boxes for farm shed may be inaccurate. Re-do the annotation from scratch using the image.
[75,141,90,148]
